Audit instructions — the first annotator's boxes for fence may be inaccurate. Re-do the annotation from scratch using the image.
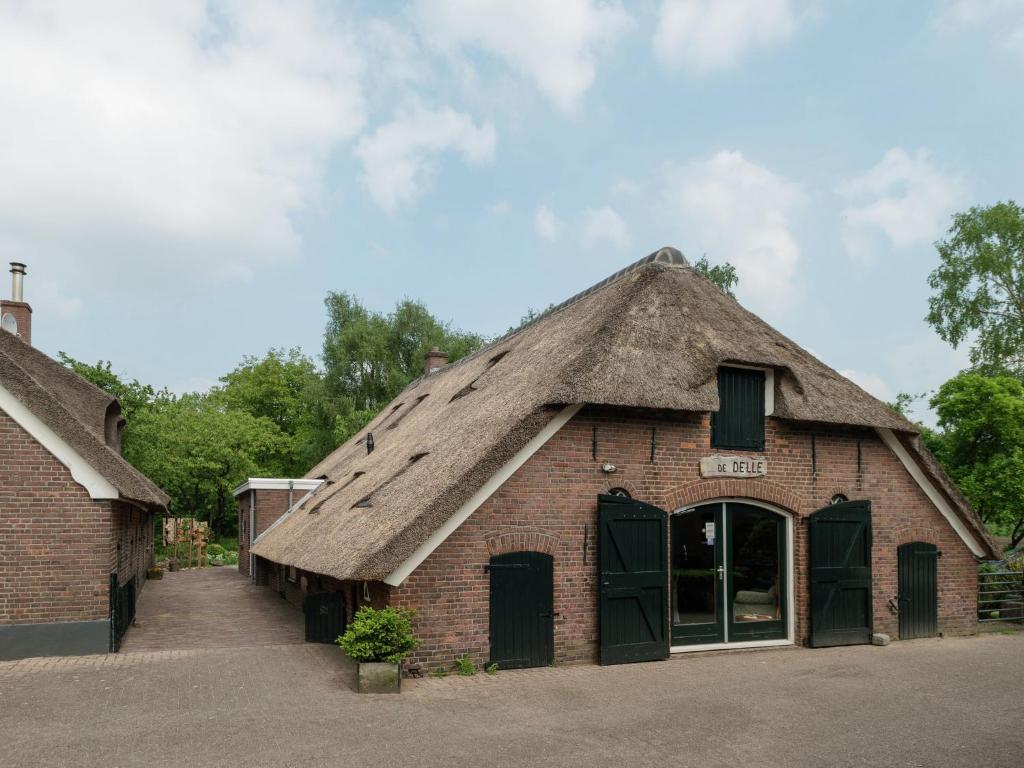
[978,568,1024,627]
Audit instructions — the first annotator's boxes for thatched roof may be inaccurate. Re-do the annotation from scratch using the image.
[252,247,996,577]
[0,330,168,509]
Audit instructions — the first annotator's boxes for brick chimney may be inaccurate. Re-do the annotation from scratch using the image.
[0,263,31,345]
[424,346,448,375]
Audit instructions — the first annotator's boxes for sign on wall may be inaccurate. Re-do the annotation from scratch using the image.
[700,455,767,478]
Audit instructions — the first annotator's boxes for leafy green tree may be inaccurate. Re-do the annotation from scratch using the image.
[929,372,1024,549]
[321,293,484,444]
[693,256,739,298]
[124,393,291,537]
[927,201,1024,376]
[214,347,325,474]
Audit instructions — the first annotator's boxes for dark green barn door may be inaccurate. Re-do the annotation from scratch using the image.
[898,542,938,639]
[599,494,669,665]
[489,552,554,669]
[809,501,873,647]
[303,592,346,644]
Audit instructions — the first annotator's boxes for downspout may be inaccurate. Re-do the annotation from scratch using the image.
[288,480,294,512]
[249,490,256,581]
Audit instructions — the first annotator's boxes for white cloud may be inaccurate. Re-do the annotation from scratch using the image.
[665,150,804,313]
[838,369,894,403]
[934,1,1024,54]
[609,177,642,198]
[837,148,968,260]
[413,0,633,113]
[355,104,496,213]
[581,206,630,249]
[654,0,803,73]
[488,200,511,216]
[535,205,560,241]
[0,1,366,290]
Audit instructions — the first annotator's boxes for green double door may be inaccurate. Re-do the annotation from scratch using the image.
[671,502,788,646]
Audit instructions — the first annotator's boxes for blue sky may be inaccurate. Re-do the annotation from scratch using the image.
[1,1,1021,424]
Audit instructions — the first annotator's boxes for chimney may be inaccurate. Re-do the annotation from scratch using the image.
[1,262,31,345]
[424,346,448,375]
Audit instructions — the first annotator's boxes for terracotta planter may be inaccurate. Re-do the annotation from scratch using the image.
[357,662,401,694]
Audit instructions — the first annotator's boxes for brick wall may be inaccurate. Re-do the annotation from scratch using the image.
[0,409,146,626]
[389,407,979,671]
[239,489,300,578]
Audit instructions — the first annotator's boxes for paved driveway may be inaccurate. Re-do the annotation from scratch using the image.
[1,630,1022,768]
[120,567,303,652]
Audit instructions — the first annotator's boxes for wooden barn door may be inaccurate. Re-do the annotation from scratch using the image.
[898,542,939,639]
[809,501,873,647]
[488,552,554,669]
[599,494,669,665]
[303,592,346,644]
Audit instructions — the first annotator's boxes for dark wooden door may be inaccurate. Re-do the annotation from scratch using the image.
[898,542,939,639]
[303,591,346,644]
[809,501,873,647]
[489,552,554,669]
[599,494,669,665]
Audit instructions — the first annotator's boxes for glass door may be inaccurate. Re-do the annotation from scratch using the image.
[727,503,787,642]
[671,502,788,647]
[671,504,725,645]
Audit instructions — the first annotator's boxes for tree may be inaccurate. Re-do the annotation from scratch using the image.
[929,372,1024,549]
[321,293,484,445]
[927,201,1024,376]
[124,393,291,537]
[214,348,324,474]
[693,256,739,298]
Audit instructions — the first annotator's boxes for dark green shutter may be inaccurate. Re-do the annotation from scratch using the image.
[898,542,938,639]
[712,367,765,451]
[599,494,669,665]
[809,501,873,647]
[303,592,346,644]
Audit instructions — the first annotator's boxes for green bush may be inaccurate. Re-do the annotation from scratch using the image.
[207,543,226,557]
[336,606,420,664]
[224,551,239,566]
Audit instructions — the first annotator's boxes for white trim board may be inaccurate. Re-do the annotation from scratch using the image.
[876,428,985,557]
[232,478,325,497]
[0,381,119,500]
[384,403,584,587]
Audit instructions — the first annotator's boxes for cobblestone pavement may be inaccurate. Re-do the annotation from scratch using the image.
[2,632,1022,768]
[119,567,303,652]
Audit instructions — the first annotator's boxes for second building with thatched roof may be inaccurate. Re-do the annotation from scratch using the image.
[236,247,997,670]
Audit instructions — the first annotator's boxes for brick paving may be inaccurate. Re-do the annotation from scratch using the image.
[118,566,304,652]
[2,632,1022,768]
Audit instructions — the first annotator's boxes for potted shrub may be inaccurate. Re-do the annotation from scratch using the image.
[336,606,420,694]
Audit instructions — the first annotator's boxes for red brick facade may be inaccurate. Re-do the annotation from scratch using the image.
[238,489,301,578]
[387,407,978,670]
[0,408,153,632]
[250,406,980,671]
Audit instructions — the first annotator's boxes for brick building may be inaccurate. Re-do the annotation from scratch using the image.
[242,248,997,670]
[0,263,168,660]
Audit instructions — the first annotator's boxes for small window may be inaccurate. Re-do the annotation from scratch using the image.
[712,367,765,451]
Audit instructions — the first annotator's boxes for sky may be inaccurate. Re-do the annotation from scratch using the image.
[1,0,1021,425]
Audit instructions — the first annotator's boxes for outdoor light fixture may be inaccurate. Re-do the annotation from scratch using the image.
[366,432,375,454]
[601,463,617,474]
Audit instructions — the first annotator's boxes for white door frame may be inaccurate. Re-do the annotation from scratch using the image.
[669,498,795,654]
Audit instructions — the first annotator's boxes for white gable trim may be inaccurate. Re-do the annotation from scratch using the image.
[876,428,986,557]
[0,381,119,500]
[232,478,325,497]
[384,403,584,587]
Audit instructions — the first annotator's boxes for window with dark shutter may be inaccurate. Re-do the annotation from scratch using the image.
[712,367,765,450]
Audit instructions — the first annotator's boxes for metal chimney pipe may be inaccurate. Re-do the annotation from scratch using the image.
[10,263,26,303]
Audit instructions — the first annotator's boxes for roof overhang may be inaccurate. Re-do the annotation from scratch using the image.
[876,428,987,557]
[0,380,120,501]
[232,478,325,497]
